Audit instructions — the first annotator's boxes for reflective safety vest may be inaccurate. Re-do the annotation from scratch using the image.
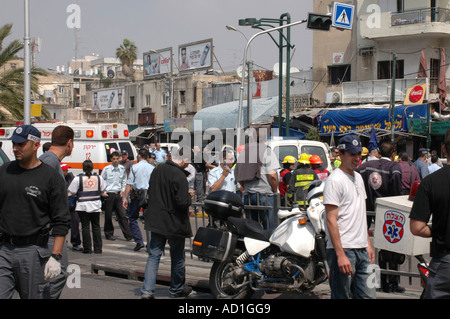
[287,167,318,206]
[334,157,341,168]
[77,174,101,202]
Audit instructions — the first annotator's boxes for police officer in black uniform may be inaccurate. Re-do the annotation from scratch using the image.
[0,125,70,299]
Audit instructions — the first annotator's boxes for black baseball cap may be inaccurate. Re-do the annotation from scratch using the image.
[9,125,41,143]
[337,134,363,154]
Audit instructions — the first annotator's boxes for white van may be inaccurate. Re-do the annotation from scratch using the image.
[159,142,179,154]
[266,138,332,171]
[0,122,138,175]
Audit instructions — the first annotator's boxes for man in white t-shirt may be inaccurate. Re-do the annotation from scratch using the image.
[323,134,376,299]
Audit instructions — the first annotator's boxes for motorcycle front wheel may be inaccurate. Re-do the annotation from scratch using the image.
[209,260,255,299]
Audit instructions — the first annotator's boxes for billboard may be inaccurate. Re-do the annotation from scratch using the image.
[92,87,125,113]
[143,47,173,78]
[178,39,213,73]
[164,118,193,132]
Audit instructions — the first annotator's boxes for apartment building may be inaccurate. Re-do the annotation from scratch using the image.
[312,0,450,106]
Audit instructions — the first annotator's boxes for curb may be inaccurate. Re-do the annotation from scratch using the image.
[90,259,212,291]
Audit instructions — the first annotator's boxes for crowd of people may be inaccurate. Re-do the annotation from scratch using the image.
[1,123,449,300]
[0,123,200,299]
[61,136,450,300]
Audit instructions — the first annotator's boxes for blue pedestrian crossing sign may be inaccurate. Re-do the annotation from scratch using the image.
[332,2,354,30]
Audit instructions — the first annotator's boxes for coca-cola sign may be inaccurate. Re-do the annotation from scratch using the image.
[409,85,424,103]
[404,84,427,105]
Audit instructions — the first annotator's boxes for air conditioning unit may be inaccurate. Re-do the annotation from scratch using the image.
[359,47,374,57]
[325,91,342,104]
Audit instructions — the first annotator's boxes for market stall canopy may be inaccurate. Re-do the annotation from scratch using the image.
[317,104,428,136]
[193,96,279,131]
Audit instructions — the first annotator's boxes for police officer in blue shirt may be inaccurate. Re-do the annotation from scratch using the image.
[123,149,154,251]
[101,151,133,241]
[154,143,167,163]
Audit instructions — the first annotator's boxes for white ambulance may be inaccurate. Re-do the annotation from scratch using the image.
[0,122,138,175]
[265,138,332,172]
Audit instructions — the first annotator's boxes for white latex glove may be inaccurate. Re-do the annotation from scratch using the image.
[44,256,61,281]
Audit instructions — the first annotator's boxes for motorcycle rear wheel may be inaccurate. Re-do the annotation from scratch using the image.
[210,260,255,299]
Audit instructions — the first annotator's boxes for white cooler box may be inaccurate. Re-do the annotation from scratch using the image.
[374,195,431,256]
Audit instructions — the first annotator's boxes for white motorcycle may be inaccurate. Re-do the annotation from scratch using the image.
[193,181,329,299]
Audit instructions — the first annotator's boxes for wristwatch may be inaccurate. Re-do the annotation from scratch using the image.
[51,253,63,261]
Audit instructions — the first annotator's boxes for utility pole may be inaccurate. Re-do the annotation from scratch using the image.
[247,60,253,128]
[390,52,397,142]
[23,0,31,125]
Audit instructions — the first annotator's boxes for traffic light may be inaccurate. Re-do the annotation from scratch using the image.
[164,76,171,92]
[307,13,332,31]
[238,18,260,26]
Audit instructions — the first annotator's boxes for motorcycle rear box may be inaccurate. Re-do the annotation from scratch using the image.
[203,190,244,220]
[193,227,237,262]
[374,195,431,256]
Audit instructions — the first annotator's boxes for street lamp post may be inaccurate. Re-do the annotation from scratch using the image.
[238,13,296,138]
[226,25,253,134]
[236,19,307,145]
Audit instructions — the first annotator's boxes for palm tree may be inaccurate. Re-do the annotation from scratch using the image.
[0,23,48,121]
[116,38,137,79]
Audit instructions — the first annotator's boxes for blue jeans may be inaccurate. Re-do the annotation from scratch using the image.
[243,193,275,229]
[126,196,143,244]
[141,232,186,297]
[326,248,376,299]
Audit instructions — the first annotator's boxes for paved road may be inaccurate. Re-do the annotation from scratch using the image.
[59,271,214,299]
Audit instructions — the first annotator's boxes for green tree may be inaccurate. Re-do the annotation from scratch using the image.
[116,38,137,79]
[306,127,322,141]
[0,24,48,121]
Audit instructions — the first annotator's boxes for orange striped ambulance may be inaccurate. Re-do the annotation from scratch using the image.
[0,122,138,175]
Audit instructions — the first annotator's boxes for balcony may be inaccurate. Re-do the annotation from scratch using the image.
[392,8,450,25]
[360,8,450,40]
[338,78,430,104]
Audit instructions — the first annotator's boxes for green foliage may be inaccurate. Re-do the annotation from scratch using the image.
[306,128,321,141]
[0,24,48,121]
[116,38,137,78]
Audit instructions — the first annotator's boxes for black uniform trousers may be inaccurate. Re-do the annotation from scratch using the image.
[103,192,132,240]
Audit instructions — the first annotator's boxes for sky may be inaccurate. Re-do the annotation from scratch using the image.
[0,0,314,74]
